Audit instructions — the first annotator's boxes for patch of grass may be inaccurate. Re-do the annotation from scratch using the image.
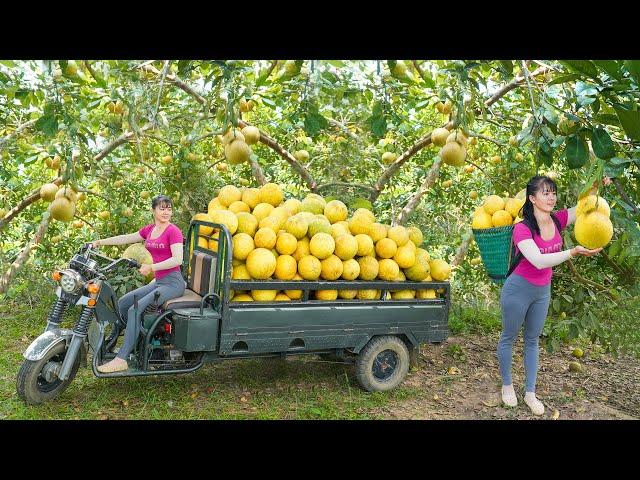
[449,305,501,336]
[0,296,424,420]
[444,344,467,363]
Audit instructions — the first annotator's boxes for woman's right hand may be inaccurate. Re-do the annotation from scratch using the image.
[571,245,603,257]
[92,240,101,248]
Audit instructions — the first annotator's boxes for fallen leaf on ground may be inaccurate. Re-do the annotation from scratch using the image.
[448,366,461,375]
[551,410,560,420]
[190,392,199,399]
[482,398,500,408]
[240,396,248,403]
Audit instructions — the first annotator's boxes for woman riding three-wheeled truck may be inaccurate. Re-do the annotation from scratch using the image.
[17,219,451,405]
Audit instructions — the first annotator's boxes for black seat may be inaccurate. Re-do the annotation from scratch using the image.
[163,250,217,310]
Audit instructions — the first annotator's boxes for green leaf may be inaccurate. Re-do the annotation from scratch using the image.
[575,81,599,97]
[591,127,616,159]
[499,60,513,75]
[372,101,383,117]
[593,60,623,80]
[537,146,553,168]
[623,60,640,83]
[370,115,387,138]
[594,113,620,126]
[303,111,328,137]
[548,73,582,86]
[564,134,589,169]
[34,113,59,138]
[614,106,640,141]
[559,60,599,80]
[327,60,345,68]
[568,324,579,339]
[604,162,626,178]
[0,60,16,68]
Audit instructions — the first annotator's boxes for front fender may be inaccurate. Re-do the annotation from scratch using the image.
[23,329,74,361]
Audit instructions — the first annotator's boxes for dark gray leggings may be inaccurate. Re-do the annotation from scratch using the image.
[497,273,551,393]
[116,271,186,360]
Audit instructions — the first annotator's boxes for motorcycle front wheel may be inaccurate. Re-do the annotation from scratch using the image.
[17,341,81,405]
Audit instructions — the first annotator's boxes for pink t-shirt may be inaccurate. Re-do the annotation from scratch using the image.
[138,223,184,280]
[511,209,568,286]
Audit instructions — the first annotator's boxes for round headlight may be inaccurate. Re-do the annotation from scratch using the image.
[60,270,83,294]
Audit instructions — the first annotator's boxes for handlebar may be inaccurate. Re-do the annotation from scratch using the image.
[80,243,141,273]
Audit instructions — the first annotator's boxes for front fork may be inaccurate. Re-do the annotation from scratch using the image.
[45,294,69,333]
[58,305,94,381]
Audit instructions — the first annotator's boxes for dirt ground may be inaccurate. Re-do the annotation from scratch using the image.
[374,333,639,420]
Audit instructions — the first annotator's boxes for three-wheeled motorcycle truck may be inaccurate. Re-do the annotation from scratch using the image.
[18,219,450,404]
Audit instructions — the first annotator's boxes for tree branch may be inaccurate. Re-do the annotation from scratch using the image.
[612,178,639,214]
[451,229,473,267]
[371,121,454,202]
[75,187,111,203]
[0,177,63,232]
[257,60,279,85]
[327,118,362,144]
[73,214,96,230]
[140,64,206,105]
[94,123,152,162]
[152,60,171,126]
[0,119,37,150]
[467,131,508,147]
[411,60,430,85]
[249,156,267,186]
[396,157,443,225]
[237,120,317,190]
[141,133,178,148]
[485,65,549,108]
[316,182,377,194]
[565,259,613,297]
[0,209,52,295]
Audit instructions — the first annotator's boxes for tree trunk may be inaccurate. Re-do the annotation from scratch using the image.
[249,156,267,186]
[451,230,473,267]
[0,210,52,295]
[395,157,442,225]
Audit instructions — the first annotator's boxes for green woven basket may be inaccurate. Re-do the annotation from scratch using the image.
[472,225,515,284]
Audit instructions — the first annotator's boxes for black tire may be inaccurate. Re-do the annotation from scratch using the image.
[355,336,410,392]
[17,341,81,405]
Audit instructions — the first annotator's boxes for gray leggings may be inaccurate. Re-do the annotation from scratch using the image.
[116,271,186,360]
[497,273,550,393]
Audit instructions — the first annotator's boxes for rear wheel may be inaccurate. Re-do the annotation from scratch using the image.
[355,336,409,392]
[17,342,81,405]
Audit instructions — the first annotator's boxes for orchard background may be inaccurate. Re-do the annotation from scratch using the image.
[0,60,639,419]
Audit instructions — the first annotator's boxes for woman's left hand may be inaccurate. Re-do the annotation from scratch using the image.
[139,264,153,277]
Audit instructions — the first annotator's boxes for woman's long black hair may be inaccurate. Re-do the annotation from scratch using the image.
[151,194,172,210]
[520,175,558,236]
